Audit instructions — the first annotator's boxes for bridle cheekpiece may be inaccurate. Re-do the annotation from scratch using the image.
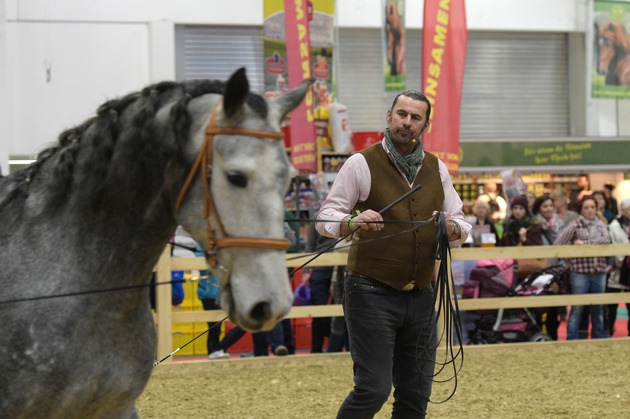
[174,100,290,268]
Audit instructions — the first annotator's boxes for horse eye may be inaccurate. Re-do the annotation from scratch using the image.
[226,171,248,188]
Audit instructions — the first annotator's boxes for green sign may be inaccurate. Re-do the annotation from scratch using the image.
[460,140,630,168]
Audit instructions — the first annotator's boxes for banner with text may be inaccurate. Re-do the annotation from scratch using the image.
[592,0,630,98]
[459,140,630,168]
[421,0,467,173]
[383,0,406,92]
[263,0,335,172]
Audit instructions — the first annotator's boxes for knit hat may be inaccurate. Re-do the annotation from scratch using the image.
[510,194,529,210]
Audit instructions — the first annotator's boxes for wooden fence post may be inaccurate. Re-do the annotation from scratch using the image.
[155,246,173,363]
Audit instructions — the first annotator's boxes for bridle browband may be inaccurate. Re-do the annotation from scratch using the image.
[174,99,289,268]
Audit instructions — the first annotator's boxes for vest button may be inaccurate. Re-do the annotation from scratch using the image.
[411,196,415,201]
[412,211,417,216]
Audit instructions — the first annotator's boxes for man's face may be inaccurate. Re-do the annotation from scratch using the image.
[386,95,430,148]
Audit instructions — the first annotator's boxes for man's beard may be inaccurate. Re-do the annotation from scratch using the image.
[391,128,417,146]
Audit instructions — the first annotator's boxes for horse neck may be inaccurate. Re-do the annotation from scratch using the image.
[73,193,178,278]
[22,167,180,285]
[614,45,627,64]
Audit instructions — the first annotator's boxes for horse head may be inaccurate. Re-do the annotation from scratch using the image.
[175,68,312,331]
[597,19,630,84]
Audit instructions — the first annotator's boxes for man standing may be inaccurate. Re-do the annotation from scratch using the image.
[570,174,592,211]
[317,90,470,418]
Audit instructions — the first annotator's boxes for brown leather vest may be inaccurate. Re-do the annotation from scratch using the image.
[347,144,444,290]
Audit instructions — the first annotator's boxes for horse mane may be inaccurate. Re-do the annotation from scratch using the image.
[600,19,630,52]
[0,79,269,217]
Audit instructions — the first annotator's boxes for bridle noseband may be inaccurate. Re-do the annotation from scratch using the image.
[175,100,289,268]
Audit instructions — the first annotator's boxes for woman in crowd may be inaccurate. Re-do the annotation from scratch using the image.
[605,198,630,336]
[532,194,560,246]
[501,195,543,283]
[550,188,578,228]
[525,190,537,214]
[553,195,612,340]
[592,190,614,224]
[531,194,564,339]
[501,194,543,247]
[470,198,500,246]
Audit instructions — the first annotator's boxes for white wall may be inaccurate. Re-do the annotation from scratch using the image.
[0,0,619,162]
[0,0,8,175]
[6,21,149,155]
[5,0,586,30]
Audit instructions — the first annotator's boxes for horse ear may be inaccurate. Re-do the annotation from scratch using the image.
[272,78,315,121]
[223,68,249,118]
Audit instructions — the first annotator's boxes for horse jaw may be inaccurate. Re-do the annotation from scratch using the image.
[214,249,293,332]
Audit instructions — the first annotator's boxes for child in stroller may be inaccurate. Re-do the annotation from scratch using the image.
[462,259,566,344]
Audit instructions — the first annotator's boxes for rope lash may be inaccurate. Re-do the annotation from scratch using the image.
[419,211,464,404]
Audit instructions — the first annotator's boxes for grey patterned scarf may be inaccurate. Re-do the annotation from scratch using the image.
[579,215,599,239]
[384,128,424,183]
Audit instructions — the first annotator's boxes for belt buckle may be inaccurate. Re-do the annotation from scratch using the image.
[402,281,415,291]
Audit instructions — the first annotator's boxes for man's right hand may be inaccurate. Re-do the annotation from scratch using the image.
[342,209,384,235]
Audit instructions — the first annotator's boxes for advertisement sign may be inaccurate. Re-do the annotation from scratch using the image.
[592,0,630,98]
[383,0,406,92]
[263,0,335,171]
[459,140,630,169]
[421,0,467,174]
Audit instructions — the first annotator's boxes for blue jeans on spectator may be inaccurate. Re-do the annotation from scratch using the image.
[337,274,437,419]
[567,272,609,340]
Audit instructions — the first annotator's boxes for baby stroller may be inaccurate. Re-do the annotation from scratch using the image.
[462,259,565,344]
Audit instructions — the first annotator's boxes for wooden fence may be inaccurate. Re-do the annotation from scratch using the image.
[155,244,630,361]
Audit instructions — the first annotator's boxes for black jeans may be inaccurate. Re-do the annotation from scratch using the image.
[310,267,333,352]
[201,298,222,354]
[337,274,437,419]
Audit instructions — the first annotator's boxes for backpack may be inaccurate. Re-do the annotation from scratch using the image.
[196,270,220,300]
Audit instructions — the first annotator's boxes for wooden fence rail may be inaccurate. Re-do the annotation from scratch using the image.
[155,244,630,360]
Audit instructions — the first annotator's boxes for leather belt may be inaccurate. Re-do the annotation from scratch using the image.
[347,271,416,292]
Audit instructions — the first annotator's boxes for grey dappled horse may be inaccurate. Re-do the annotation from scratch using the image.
[0,68,311,418]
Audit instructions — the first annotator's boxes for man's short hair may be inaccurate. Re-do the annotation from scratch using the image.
[390,90,432,120]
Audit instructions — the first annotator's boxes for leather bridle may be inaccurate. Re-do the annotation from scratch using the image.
[174,100,289,268]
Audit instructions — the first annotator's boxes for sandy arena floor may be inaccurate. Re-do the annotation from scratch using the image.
[136,339,630,418]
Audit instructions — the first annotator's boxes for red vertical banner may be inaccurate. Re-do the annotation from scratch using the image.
[284,0,317,172]
[422,0,467,174]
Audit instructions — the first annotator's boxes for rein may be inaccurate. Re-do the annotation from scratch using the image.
[174,100,289,267]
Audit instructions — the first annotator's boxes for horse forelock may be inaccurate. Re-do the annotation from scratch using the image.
[245,93,268,120]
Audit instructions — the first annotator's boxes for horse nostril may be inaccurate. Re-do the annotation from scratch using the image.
[249,302,272,323]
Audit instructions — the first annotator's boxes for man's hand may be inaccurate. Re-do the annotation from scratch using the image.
[342,209,384,235]
[433,211,460,239]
